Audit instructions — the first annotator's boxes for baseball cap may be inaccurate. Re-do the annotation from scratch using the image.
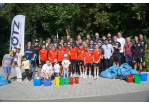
[64,54,68,58]
[35,39,38,42]
[54,59,57,63]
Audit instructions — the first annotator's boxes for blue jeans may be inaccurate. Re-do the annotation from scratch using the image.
[119,53,125,66]
[4,67,11,74]
[63,68,69,78]
[30,60,35,75]
[55,73,61,78]
[125,55,133,67]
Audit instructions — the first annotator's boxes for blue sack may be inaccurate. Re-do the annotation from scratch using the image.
[0,75,8,85]
[118,63,132,76]
[130,69,138,74]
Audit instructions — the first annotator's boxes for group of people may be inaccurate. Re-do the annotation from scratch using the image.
[2,32,147,83]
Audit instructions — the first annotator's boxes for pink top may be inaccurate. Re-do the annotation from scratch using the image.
[124,42,133,55]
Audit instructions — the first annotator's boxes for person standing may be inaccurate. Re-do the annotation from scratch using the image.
[2,50,14,83]
[60,39,64,46]
[75,40,79,48]
[24,41,36,77]
[14,47,22,82]
[34,39,41,73]
[102,39,114,70]
[49,45,57,67]
[93,32,102,45]
[112,36,121,67]
[132,36,143,72]
[46,38,51,47]
[123,37,133,67]
[107,33,113,44]
[98,42,104,72]
[65,35,70,43]
[52,36,57,46]
[89,40,95,52]
[102,36,106,45]
[139,34,147,72]
[117,32,125,65]
[86,34,91,42]
[77,35,81,42]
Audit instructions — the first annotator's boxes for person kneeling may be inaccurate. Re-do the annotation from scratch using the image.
[53,59,61,77]
[40,60,54,79]
[62,54,70,78]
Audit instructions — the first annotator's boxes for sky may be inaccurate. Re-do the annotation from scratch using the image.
[0,3,4,6]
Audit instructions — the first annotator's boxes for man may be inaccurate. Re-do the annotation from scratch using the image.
[117,32,125,65]
[89,40,95,52]
[65,35,70,43]
[46,38,51,47]
[123,37,133,67]
[56,38,60,43]
[112,36,121,67]
[86,39,90,46]
[102,36,106,45]
[107,33,113,44]
[132,36,143,72]
[86,34,91,42]
[2,50,14,83]
[98,42,104,72]
[77,35,81,42]
[102,39,114,70]
[139,34,147,71]
[34,39,41,72]
[52,36,57,46]
[93,32,102,45]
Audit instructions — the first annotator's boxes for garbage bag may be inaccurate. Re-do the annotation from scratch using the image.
[118,63,132,76]
[130,69,138,74]
[0,75,8,85]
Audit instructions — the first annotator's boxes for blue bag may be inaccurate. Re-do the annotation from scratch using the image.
[118,63,132,76]
[0,75,8,85]
[130,69,138,74]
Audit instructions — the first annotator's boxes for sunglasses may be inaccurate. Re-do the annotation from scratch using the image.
[35,41,38,43]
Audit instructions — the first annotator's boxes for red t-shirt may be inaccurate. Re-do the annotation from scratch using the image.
[48,50,57,63]
[57,49,65,62]
[64,51,70,61]
[62,46,66,51]
[84,51,92,64]
[69,47,78,59]
[39,49,48,61]
[92,49,102,63]
[124,42,133,55]
[77,48,85,61]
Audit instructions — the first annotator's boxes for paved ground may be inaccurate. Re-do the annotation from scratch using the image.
[0,67,149,101]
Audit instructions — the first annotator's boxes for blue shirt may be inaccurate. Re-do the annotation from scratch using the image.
[102,44,114,59]
[24,48,36,60]
[52,42,57,46]
[93,38,102,45]
[75,45,79,48]
[89,45,95,51]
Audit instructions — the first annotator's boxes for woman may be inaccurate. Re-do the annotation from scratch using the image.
[14,47,22,82]
[24,41,36,77]
[60,39,64,46]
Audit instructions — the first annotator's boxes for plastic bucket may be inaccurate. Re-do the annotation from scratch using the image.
[65,78,69,85]
[43,79,51,86]
[127,74,133,83]
[134,74,141,84]
[33,77,41,86]
[139,73,148,81]
[69,77,73,85]
[74,77,79,84]
[60,78,64,85]
[55,77,60,86]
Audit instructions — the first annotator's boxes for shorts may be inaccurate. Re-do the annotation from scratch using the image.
[93,62,100,67]
[78,60,84,66]
[39,60,46,68]
[58,61,62,65]
[112,54,120,62]
[4,67,11,74]
[142,55,145,62]
[85,63,91,67]
[36,59,39,67]
[133,56,142,63]
[70,59,77,65]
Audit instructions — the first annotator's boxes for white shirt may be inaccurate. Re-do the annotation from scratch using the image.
[54,64,60,73]
[102,44,114,59]
[42,64,52,73]
[62,60,70,68]
[117,37,125,53]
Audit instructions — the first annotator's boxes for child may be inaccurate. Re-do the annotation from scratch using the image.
[77,43,85,78]
[84,46,92,78]
[92,44,102,79]
[22,56,31,83]
[49,45,57,67]
[53,59,61,77]
[62,54,70,78]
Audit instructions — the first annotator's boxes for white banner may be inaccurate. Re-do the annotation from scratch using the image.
[10,15,26,56]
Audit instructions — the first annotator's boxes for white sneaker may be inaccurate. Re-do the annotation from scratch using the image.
[74,73,76,77]
[94,76,96,80]
[70,73,72,77]
[17,79,19,81]
[83,75,86,78]
[19,79,22,82]
[96,76,99,79]
[89,75,91,78]
[80,74,82,77]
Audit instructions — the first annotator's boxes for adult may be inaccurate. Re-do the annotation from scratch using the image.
[2,50,14,83]
[69,38,73,47]
[75,40,79,48]
[139,34,147,71]
[107,33,113,44]
[102,39,114,70]
[117,32,125,65]
[57,38,60,43]
[89,40,95,52]
[77,35,81,42]
[93,32,102,45]
[79,39,83,45]
[82,41,87,49]
[60,39,64,46]
[65,35,70,43]
[123,37,133,67]
[112,36,121,67]
[98,42,104,72]
[34,39,41,72]
[132,36,143,72]
[46,38,51,47]
[85,39,90,46]
[24,41,36,77]
[14,47,22,82]
[86,34,91,42]
[102,36,106,45]
[52,36,57,46]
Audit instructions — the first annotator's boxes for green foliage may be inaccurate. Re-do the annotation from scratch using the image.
[145,50,149,71]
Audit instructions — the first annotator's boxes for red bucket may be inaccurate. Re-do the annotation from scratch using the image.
[127,74,133,83]
[69,77,73,85]
[74,77,79,84]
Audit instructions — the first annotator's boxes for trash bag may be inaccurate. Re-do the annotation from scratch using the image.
[0,75,8,85]
[130,69,138,74]
[117,63,132,76]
